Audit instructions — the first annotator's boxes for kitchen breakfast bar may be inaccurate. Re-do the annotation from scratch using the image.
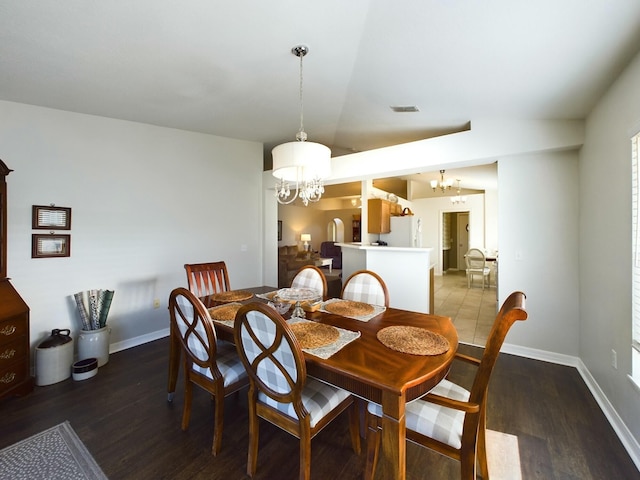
[336,243,435,314]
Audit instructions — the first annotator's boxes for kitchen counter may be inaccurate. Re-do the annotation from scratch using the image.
[337,243,435,313]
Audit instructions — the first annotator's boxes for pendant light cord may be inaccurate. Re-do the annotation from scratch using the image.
[296,48,307,141]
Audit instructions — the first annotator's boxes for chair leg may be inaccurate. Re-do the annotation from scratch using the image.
[477,405,489,479]
[211,392,224,456]
[364,411,381,480]
[349,400,361,455]
[246,401,259,477]
[299,424,312,480]
[460,447,477,480]
[181,377,192,431]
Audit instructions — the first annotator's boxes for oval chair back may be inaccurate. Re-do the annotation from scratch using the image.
[341,269,390,307]
[290,264,328,300]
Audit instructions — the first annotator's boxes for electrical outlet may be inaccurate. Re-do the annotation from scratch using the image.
[611,349,617,369]
[153,298,161,309]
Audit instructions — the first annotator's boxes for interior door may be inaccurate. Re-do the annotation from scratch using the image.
[457,212,470,269]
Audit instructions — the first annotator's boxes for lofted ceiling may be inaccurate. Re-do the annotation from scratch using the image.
[2,1,640,195]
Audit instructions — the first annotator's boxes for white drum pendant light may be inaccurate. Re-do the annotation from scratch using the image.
[273,45,331,206]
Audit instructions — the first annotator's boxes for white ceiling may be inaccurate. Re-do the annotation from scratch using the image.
[2,1,640,192]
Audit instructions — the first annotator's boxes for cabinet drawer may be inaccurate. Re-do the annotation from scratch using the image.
[0,316,27,343]
[0,335,27,369]
[0,360,28,391]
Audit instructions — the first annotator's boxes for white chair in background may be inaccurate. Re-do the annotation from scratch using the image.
[464,248,491,289]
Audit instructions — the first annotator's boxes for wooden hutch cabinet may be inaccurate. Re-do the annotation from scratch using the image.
[0,159,33,399]
[352,215,361,242]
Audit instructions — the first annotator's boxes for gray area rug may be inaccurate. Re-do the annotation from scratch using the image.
[0,421,107,480]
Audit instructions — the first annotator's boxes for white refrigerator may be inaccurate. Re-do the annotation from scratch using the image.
[383,216,423,248]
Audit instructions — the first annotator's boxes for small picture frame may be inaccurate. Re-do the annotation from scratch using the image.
[32,205,72,230]
[277,220,282,241]
[32,234,71,258]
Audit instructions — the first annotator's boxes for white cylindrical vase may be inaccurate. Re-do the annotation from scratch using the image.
[77,326,110,367]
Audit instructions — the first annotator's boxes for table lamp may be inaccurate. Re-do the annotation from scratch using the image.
[301,233,311,251]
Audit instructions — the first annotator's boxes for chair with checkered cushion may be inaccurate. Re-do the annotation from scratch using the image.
[290,264,328,300]
[234,302,361,480]
[341,270,389,307]
[168,287,248,456]
[364,291,527,480]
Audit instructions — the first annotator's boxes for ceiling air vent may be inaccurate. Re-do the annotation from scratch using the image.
[390,105,420,113]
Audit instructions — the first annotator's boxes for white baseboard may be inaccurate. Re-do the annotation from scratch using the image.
[576,359,640,472]
[108,327,170,355]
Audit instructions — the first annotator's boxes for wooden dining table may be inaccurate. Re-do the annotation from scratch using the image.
[167,286,458,480]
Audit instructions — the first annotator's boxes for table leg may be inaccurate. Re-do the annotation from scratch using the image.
[167,322,181,402]
[376,390,406,480]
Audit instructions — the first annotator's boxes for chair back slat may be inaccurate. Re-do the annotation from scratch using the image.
[185,261,231,298]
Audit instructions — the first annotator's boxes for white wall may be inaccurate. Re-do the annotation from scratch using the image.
[498,151,580,356]
[0,100,264,352]
[412,193,486,275]
[580,49,640,441]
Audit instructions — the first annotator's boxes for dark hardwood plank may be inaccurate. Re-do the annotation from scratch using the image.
[0,339,637,479]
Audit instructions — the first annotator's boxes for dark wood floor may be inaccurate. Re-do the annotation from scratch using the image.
[1,338,638,479]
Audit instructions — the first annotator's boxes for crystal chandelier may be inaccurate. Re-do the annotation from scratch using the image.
[430,169,453,193]
[450,179,467,205]
[272,45,331,206]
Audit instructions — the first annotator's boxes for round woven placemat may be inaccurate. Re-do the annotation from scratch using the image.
[324,300,374,317]
[210,290,253,303]
[290,322,340,349]
[208,303,242,321]
[377,326,450,356]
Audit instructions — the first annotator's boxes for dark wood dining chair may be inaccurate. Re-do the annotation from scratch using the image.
[168,287,248,456]
[234,302,361,480]
[184,261,231,298]
[290,264,328,300]
[364,291,527,480]
[167,261,232,402]
[341,269,390,307]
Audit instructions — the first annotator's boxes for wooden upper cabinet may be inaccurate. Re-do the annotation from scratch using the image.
[368,198,391,234]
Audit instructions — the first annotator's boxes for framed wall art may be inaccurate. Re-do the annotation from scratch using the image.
[32,234,71,258]
[32,205,71,230]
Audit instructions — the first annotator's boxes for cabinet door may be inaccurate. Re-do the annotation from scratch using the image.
[368,199,391,233]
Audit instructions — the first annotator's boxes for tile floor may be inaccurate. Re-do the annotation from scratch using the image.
[433,270,497,346]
